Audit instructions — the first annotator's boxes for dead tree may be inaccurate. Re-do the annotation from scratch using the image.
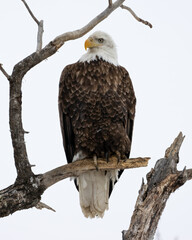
[0,1,192,239]
[122,132,192,240]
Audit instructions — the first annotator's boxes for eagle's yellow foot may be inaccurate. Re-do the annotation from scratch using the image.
[93,154,98,171]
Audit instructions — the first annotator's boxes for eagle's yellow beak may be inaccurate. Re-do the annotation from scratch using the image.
[84,38,99,51]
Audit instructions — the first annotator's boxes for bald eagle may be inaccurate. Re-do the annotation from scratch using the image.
[59,31,136,218]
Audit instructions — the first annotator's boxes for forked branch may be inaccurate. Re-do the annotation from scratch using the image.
[0,64,10,80]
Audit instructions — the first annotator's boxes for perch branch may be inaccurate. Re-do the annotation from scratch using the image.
[0,156,149,218]
[21,0,44,52]
[0,64,10,80]
[42,157,150,189]
[121,4,152,28]
[123,132,191,240]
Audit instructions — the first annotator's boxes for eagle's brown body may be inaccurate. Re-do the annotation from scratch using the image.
[59,59,136,162]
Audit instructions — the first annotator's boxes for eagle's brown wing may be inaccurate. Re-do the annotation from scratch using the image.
[109,65,136,195]
[58,64,76,163]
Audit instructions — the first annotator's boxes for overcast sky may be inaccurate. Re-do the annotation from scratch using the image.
[1,0,192,239]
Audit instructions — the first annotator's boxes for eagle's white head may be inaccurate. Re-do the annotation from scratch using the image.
[79,31,118,66]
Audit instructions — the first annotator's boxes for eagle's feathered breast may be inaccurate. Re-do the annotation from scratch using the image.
[59,59,136,162]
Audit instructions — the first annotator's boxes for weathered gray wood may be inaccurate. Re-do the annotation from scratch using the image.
[122,132,192,240]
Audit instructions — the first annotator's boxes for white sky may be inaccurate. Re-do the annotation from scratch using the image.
[0,0,192,239]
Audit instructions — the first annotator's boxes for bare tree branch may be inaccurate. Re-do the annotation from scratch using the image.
[21,0,39,24]
[53,0,126,48]
[36,20,44,52]
[21,0,44,52]
[0,64,10,80]
[121,4,153,28]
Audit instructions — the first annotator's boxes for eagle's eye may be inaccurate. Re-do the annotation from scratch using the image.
[98,38,104,43]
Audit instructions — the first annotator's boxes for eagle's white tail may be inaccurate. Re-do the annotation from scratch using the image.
[77,170,118,218]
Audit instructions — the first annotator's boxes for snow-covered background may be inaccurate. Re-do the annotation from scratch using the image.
[0,1,192,239]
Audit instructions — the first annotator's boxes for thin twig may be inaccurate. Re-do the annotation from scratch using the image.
[36,20,44,52]
[21,0,39,25]
[121,4,153,28]
[0,64,10,80]
[21,0,44,52]
[36,201,56,212]
[108,0,113,7]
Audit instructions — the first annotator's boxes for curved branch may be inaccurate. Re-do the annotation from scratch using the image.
[21,0,40,25]
[51,0,126,47]
[121,4,152,28]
